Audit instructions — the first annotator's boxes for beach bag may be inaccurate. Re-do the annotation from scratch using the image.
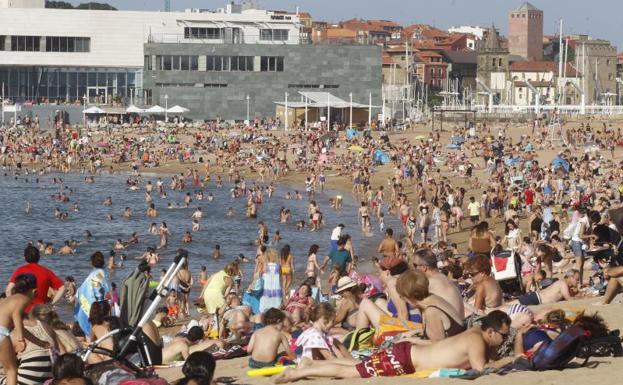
[529,325,586,370]
[373,315,422,347]
[343,327,375,352]
[576,330,623,358]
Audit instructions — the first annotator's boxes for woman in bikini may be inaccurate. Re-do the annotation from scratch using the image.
[305,244,321,280]
[280,245,295,296]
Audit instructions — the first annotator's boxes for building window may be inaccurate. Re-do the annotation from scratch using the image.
[229,56,254,71]
[11,36,41,51]
[144,56,152,71]
[260,56,284,72]
[191,56,199,70]
[184,27,223,40]
[207,55,222,71]
[45,37,90,53]
[499,58,503,66]
[259,29,289,41]
[0,36,4,51]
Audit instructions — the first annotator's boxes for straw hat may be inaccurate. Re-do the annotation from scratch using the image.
[335,276,357,293]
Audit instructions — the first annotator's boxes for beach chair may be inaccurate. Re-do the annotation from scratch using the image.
[490,249,524,294]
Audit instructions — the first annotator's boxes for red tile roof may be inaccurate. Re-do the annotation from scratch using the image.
[341,19,402,32]
[510,61,579,77]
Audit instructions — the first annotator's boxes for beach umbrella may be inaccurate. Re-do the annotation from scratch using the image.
[125,105,145,114]
[349,145,364,152]
[84,106,105,114]
[166,105,190,114]
[145,105,166,114]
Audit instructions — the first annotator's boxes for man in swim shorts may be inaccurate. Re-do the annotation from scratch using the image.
[274,311,511,383]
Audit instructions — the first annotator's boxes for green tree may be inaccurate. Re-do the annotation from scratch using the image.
[45,1,74,8]
[75,2,117,10]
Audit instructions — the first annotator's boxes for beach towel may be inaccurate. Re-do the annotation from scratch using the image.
[75,268,111,336]
[259,263,282,313]
[120,269,150,327]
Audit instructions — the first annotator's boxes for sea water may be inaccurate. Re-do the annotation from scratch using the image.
[0,171,398,319]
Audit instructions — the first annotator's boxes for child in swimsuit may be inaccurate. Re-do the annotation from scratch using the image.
[0,273,38,385]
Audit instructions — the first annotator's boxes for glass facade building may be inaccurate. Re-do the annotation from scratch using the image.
[0,66,142,104]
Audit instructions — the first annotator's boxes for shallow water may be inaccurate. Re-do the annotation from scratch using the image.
[0,170,399,319]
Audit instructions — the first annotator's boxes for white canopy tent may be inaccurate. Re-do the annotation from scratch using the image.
[166,105,190,114]
[145,105,166,114]
[83,106,105,114]
[126,105,145,113]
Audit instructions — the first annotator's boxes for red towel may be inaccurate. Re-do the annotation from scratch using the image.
[493,256,508,272]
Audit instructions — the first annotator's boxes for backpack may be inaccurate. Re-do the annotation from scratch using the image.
[576,330,623,358]
[343,327,375,352]
[529,325,586,370]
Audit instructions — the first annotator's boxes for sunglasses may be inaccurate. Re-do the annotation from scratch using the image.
[494,329,509,341]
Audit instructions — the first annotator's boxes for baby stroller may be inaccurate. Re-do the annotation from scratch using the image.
[490,249,524,296]
[80,255,188,383]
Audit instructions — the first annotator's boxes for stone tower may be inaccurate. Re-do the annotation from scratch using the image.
[477,26,510,103]
[508,2,543,61]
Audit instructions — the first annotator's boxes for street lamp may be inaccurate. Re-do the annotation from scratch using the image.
[82,94,87,129]
[164,94,169,122]
[349,92,353,129]
[246,94,250,123]
[284,92,289,131]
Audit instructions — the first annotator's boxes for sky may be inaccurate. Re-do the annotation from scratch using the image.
[80,0,621,50]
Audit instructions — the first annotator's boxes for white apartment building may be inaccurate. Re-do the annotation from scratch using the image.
[0,1,301,104]
[448,25,486,50]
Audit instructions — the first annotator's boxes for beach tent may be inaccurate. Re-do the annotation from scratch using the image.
[84,106,105,114]
[166,105,190,114]
[145,105,166,114]
[505,157,522,167]
[373,149,390,165]
[119,268,150,327]
[450,135,465,146]
[551,157,570,173]
[346,127,358,141]
[126,105,145,114]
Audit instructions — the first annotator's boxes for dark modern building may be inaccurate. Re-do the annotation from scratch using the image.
[142,43,382,121]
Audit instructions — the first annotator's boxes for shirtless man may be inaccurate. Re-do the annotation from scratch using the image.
[464,255,503,315]
[512,269,580,306]
[58,241,74,255]
[191,207,203,220]
[377,228,399,258]
[161,326,204,364]
[139,247,159,266]
[274,311,511,382]
[413,248,464,317]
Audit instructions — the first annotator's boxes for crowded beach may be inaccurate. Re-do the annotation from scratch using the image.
[0,113,623,385]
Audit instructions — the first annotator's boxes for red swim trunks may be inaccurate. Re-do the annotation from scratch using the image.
[355,341,415,378]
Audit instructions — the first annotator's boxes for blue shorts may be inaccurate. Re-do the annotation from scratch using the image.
[571,241,584,257]
[330,240,338,252]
